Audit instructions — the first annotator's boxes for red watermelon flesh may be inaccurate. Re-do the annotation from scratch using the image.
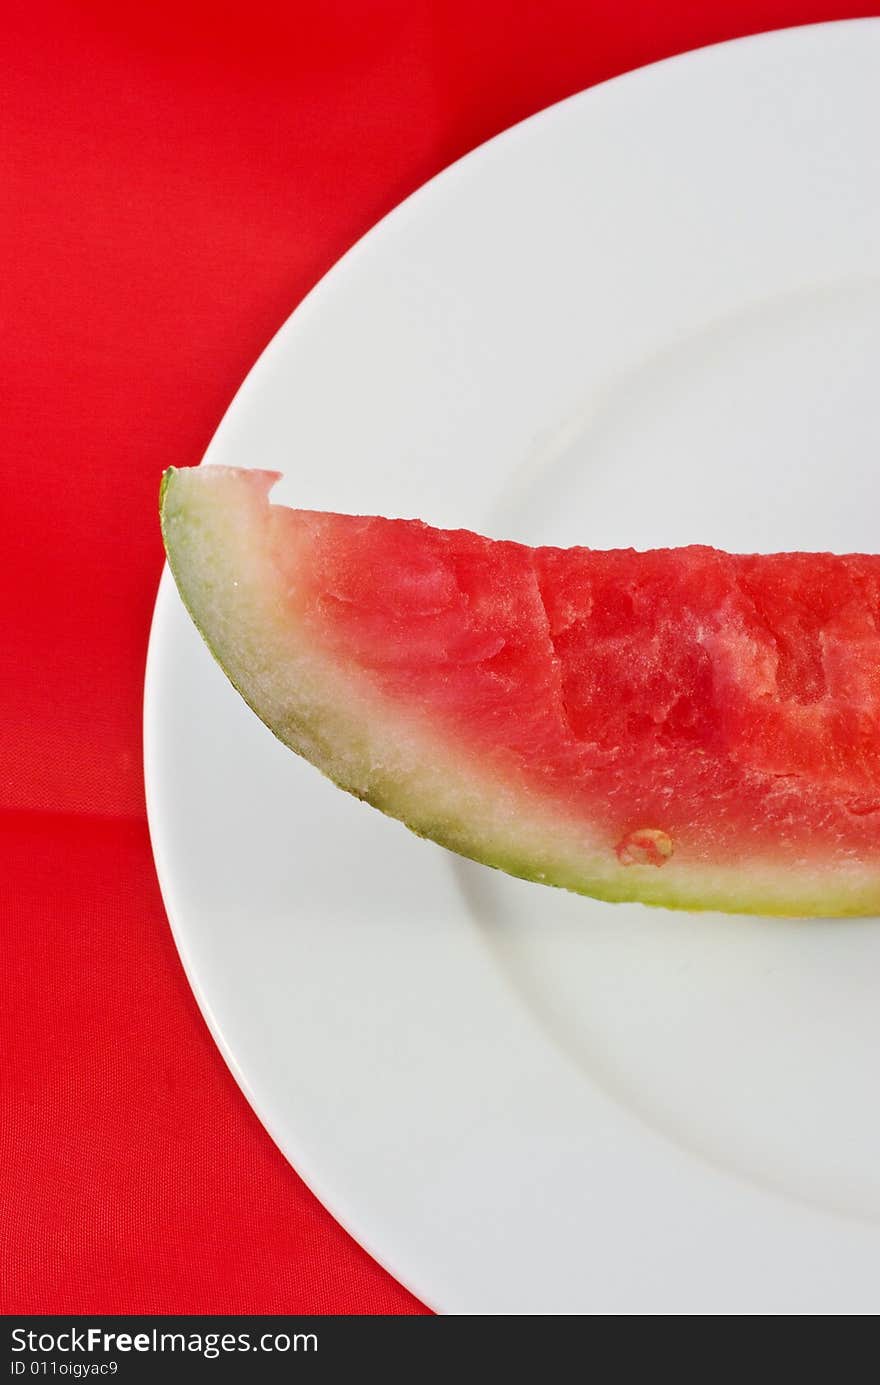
[160,465,880,916]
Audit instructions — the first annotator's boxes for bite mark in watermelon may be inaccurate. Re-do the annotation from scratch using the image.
[159,465,880,917]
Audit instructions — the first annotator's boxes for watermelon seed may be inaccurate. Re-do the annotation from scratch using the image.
[616,828,674,867]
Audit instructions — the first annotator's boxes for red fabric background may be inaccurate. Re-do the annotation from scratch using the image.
[2,0,875,1315]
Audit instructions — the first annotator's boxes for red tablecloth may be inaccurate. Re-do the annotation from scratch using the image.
[3,0,873,1315]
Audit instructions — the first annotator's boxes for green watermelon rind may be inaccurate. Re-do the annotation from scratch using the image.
[159,466,880,918]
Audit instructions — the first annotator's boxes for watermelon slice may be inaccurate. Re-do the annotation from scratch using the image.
[159,465,880,918]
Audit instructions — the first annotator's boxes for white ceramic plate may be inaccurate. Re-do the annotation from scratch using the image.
[145,20,880,1314]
